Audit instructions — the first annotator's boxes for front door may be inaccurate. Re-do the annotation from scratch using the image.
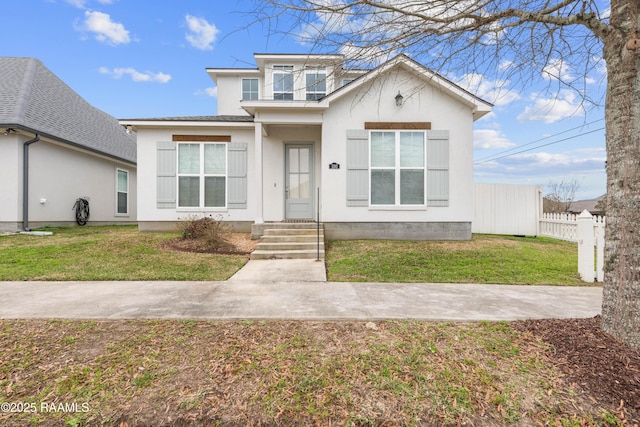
[285,144,314,219]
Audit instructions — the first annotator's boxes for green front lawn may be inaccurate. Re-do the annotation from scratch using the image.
[0,225,246,281]
[0,226,582,285]
[327,234,583,285]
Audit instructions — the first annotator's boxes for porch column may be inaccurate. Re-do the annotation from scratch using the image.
[254,122,264,224]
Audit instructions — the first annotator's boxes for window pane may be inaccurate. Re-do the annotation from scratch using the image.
[299,173,310,198]
[117,170,128,192]
[306,73,326,92]
[242,79,258,100]
[400,132,425,167]
[289,174,299,199]
[205,177,226,207]
[204,144,226,174]
[299,148,309,173]
[371,132,395,167]
[371,170,395,204]
[179,177,199,207]
[178,144,200,174]
[274,92,294,100]
[274,73,293,93]
[117,192,127,214]
[289,148,299,173]
[401,170,425,205]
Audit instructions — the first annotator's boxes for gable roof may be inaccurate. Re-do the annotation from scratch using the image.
[0,57,136,164]
[324,54,493,120]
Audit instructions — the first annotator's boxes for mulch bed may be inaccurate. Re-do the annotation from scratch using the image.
[159,233,258,255]
[514,316,640,424]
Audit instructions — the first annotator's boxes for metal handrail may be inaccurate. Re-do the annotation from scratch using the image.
[316,187,320,261]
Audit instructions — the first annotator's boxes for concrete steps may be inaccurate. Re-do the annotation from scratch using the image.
[251,223,325,260]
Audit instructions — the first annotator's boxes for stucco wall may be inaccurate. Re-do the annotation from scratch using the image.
[1,135,137,231]
[216,75,252,116]
[320,68,475,224]
[136,127,255,225]
[28,141,137,224]
[0,134,22,231]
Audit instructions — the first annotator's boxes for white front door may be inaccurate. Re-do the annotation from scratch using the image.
[285,144,314,219]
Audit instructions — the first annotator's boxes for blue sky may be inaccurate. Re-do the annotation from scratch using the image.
[2,0,607,200]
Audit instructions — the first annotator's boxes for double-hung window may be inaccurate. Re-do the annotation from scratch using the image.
[178,143,227,208]
[116,168,129,214]
[370,131,426,206]
[242,78,259,100]
[305,67,326,100]
[273,65,294,100]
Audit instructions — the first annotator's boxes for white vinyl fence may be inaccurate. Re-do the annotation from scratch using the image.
[540,211,605,282]
[473,183,605,282]
[473,183,542,236]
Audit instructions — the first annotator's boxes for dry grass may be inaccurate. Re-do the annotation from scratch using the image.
[0,319,623,426]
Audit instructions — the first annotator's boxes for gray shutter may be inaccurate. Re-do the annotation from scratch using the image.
[227,142,248,209]
[157,141,176,209]
[427,130,449,207]
[346,129,369,207]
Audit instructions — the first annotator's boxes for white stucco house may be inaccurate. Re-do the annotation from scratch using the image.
[0,57,137,232]
[122,53,492,240]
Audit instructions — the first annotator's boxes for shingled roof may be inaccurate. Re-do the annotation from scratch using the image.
[0,57,136,164]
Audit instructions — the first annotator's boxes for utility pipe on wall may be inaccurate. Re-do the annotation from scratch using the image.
[23,133,41,231]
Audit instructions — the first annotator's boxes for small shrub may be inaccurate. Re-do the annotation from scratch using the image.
[178,215,229,250]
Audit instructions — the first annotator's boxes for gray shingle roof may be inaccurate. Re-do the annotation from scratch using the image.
[121,115,254,123]
[0,57,136,164]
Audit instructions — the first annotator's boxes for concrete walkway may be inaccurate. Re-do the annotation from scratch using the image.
[0,260,602,321]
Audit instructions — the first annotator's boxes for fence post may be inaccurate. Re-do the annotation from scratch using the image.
[577,210,595,282]
[596,217,605,282]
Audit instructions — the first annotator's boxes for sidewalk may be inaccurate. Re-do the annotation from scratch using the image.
[0,260,602,321]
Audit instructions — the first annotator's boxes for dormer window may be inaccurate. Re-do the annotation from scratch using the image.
[306,67,327,100]
[273,65,294,100]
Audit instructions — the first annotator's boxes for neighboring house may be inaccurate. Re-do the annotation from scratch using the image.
[122,53,492,240]
[568,195,606,216]
[0,57,137,232]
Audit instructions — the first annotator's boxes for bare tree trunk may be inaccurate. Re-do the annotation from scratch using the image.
[601,0,640,349]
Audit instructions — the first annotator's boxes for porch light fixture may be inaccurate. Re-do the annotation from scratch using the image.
[3,128,16,136]
[395,91,404,106]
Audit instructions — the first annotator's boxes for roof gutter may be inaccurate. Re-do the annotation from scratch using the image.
[4,124,136,166]
[22,133,40,231]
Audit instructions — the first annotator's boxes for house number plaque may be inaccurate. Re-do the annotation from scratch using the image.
[329,162,340,169]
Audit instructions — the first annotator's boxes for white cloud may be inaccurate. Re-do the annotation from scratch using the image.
[502,151,605,174]
[66,0,115,7]
[99,67,171,83]
[455,73,519,106]
[517,90,584,123]
[498,59,514,72]
[295,2,360,45]
[542,58,573,81]
[80,11,130,45]
[340,43,389,66]
[477,149,605,175]
[194,87,218,97]
[473,128,515,150]
[66,0,86,7]
[185,15,219,51]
